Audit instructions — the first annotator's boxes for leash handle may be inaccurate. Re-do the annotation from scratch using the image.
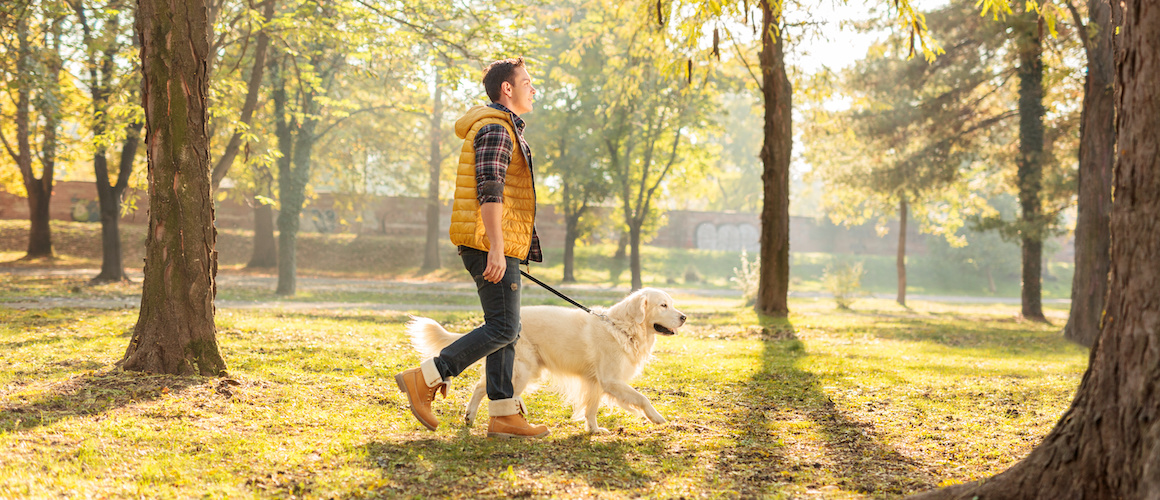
[519,270,592,314]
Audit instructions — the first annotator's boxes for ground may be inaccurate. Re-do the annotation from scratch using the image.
[0,261,1085,499]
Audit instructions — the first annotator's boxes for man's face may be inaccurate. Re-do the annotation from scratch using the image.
[504,66,536,115]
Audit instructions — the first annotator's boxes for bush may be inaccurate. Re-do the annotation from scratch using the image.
[822,258,865,309]
[683,264,703,284]
[731,250,760,305]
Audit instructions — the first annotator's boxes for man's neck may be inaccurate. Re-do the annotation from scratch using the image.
[492,100,520,117]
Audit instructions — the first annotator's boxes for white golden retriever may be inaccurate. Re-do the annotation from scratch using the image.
[406,287,686,433]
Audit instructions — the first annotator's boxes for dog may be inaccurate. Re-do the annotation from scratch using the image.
[405,287,686,433]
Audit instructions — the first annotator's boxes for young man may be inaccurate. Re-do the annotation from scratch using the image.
[395,58,549,439]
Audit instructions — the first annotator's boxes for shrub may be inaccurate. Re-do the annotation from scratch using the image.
[822,259,865,309]
[731,250,760,305]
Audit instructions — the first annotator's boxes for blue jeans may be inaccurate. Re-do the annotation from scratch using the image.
[432,246,521,401]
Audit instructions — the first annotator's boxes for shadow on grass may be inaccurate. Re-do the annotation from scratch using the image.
[0,370,206,434]
[355,430,681,498]
[718,318,935,497]
[854,315,1079,356]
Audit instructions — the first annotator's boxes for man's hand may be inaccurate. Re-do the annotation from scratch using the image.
[480,202,505,283]
[484,247,506,283]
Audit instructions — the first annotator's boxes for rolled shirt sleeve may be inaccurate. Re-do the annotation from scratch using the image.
[473,124,514,204]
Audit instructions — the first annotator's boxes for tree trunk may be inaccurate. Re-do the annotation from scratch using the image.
[93,122,142,283]
[629,222,643,291]
[755,0,792,317]
[909,0,1160,496]
[247,197,277,268]
[897,196,908,307]
[421,72,443,272]
[563,211,579,283]
[210,0,275,191]
[122,0,226,376]
[1063,0,1115,348]
[614,230,628,260]
[1016,14,1047,322]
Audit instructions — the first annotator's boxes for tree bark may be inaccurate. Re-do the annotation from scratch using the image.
[1063,0,1115,348]
[1015,14,1047,322]
[210,0,275,191]
[909,0,1160,496]
[421,72,443,272]
[121,0,226,376]
[755,0,792,317]
[897,196,908,307]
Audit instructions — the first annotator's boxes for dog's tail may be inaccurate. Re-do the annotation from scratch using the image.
[405,316,464,359]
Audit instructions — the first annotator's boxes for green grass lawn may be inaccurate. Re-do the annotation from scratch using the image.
[0,284,1086,498]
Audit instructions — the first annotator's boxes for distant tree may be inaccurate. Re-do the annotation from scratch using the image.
[911,0,1160,494]
[121,0,225,375]
[529,2,614,282]
[70,0,145,283]
[0,3,64,260]
[804,3,1014,306]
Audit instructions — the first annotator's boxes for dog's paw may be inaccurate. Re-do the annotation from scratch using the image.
[650,415,667,424]
[590,427,611,434]
[464,415,475,427]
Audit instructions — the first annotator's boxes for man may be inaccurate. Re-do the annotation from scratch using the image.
[395,57,549,439]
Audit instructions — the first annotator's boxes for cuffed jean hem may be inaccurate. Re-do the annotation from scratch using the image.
[489,397,525,417]
[419,358,443,387]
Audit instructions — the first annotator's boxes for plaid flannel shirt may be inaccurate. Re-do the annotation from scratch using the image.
[473,102,542,263]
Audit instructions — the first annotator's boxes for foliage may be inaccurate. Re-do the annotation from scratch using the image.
[802,2,1014,246]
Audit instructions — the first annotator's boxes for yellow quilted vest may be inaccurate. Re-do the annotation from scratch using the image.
[449,105,536,259]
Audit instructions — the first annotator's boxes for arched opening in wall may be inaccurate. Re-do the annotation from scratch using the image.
[739,224,759,253]
[695,222,717,250]
[718,224,740,251]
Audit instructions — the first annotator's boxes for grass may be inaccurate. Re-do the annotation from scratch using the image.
[0,273,1087,498]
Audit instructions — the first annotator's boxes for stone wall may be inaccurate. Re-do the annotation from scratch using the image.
[0,181,1073,260]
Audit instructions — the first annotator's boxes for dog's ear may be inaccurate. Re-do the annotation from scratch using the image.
[629,291,649,326]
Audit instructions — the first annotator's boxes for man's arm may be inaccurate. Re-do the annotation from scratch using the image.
[474,124,514,283]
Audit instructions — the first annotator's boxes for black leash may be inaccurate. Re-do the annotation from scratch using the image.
[519,270,592,314]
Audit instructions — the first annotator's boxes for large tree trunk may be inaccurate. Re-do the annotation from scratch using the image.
[1062,0,1115,348]
[910,0,1160,496]
[1015,15,1047,322]
[755,0,792,317]
[121,0,226,376]
[421,73,443,272]
[210,0,274,191]
[897,196,908,307]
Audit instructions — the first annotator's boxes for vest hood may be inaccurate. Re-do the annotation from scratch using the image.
[455,105,512,139]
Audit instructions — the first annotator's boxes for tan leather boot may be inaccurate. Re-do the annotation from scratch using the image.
[487,413,551,439]
[395,366,447,431]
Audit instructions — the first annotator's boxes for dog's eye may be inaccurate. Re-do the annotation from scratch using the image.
[661,303,668,308]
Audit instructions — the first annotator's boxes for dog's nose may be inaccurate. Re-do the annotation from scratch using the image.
[679,314,686,323]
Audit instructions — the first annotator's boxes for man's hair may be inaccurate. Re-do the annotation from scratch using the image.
[482,57,526,102]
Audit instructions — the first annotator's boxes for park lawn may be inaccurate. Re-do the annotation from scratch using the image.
[0,294,1086,499]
